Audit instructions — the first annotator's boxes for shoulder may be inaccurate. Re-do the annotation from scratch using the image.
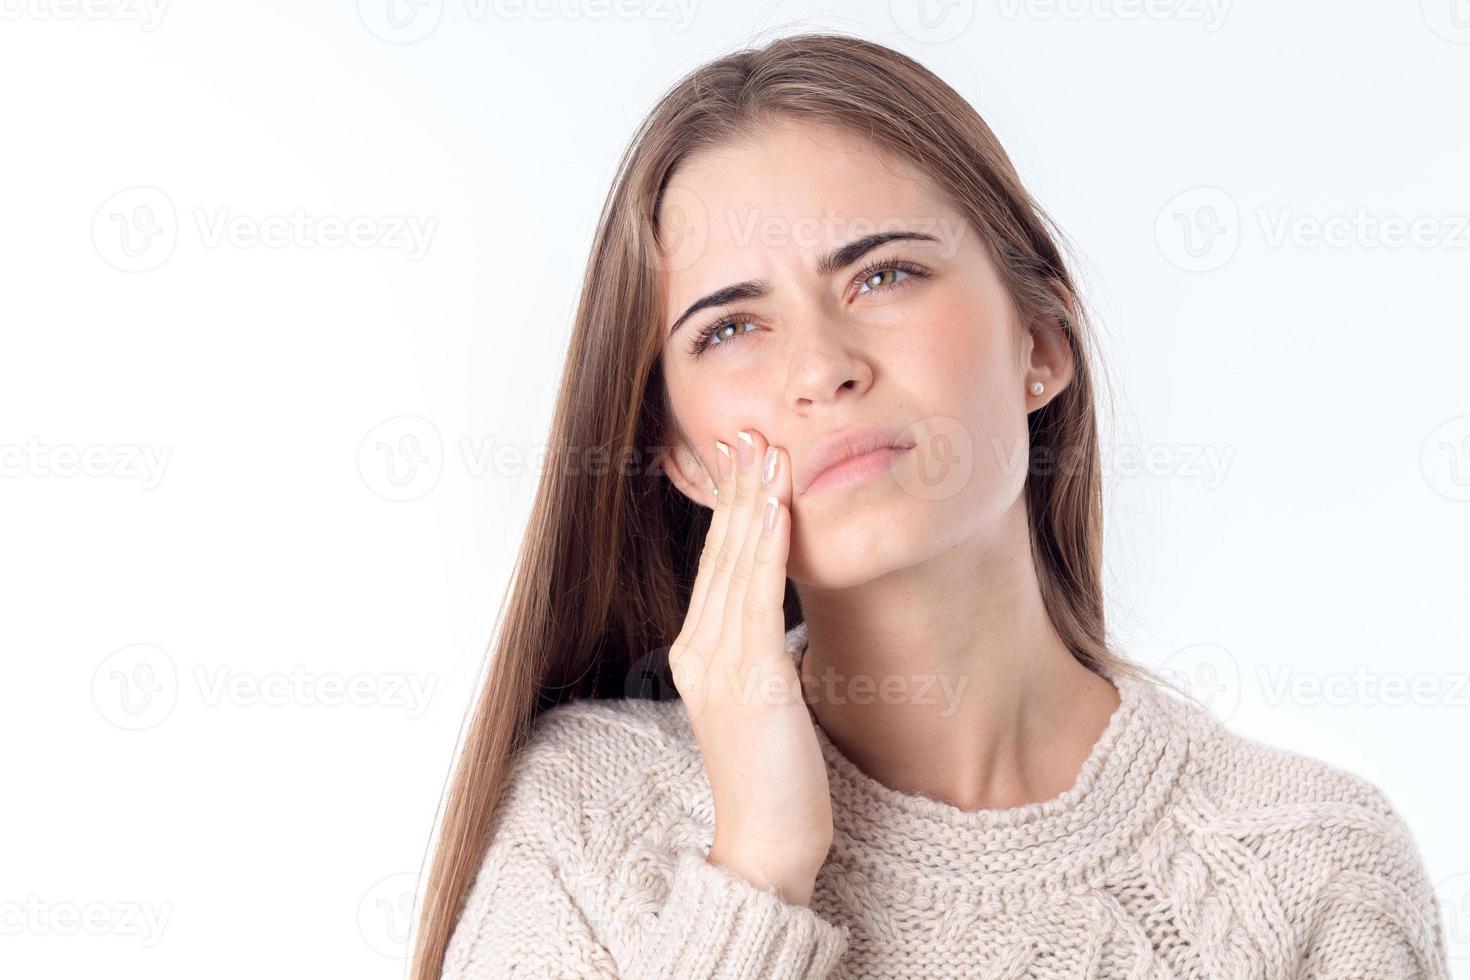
[494,697,703,847]
[1171,690,1422,842]
[1154,689,1445,968]
[517,695,696,776]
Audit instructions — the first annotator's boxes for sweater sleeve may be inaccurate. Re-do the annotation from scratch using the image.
[622,847,850,979]
[1294,795,1451,980]
[441,710,850,980]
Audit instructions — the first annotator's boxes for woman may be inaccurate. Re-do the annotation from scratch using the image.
[413,33,1449,979]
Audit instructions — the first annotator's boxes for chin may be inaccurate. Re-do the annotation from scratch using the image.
[787,507,918,589]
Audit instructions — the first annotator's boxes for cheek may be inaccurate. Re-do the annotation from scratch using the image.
[895,293,1010,404]
[664,364,777,460]
[894,293,1028,498]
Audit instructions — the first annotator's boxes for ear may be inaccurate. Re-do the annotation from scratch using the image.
[1022,280,1078,407]
[659,440,717,510]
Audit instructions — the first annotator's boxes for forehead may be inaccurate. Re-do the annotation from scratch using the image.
[657,120,955,298]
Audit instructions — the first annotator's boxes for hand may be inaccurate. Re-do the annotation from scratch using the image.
[668,428,834,905]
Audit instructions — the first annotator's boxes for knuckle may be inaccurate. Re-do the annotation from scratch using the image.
[712,546,738,579]
[741,598,769,627]
[728,557,753,588]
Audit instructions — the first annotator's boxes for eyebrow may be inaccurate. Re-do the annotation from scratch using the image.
[665,230,941,338]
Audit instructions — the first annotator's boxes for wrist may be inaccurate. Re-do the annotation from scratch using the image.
[705,842,821,906]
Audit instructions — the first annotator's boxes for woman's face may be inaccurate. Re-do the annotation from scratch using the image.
[656,118,1070,589]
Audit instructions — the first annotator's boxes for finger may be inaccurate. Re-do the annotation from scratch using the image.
[683,431,757,662]
[671,437,735,699]
[720,430,773,667]
[684,438,736,627]
[741,443,792,679]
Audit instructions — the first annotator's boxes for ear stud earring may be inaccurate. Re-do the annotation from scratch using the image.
[1030,381,1044,395]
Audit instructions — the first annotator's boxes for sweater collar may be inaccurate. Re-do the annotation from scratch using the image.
[783,620,1188,897]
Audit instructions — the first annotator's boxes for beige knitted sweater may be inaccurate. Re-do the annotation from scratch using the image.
[441,622,1450,979]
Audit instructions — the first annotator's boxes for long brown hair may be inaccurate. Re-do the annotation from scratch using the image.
[410,31,1180,980]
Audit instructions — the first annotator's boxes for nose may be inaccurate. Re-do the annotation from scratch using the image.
[783,306,875,408]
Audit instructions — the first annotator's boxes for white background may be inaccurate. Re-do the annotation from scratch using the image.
[2,1,1467,977]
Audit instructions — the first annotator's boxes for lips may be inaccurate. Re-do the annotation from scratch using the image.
[797,424,916,496]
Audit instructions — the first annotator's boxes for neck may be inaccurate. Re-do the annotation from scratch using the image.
[794,501,1120,812]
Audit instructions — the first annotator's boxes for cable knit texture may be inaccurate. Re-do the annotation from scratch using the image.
[441,622,1450,979]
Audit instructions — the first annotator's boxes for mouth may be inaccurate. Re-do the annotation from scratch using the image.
[798,425,917,497]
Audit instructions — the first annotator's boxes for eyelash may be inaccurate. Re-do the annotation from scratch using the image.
[686,258,930,359]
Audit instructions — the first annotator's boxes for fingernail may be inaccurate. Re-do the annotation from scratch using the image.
[715,441,733,481]
[736,430,755,470]
[762,446,778,485]
[763,496,778,534]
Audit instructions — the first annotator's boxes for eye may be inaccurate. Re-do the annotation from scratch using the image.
[853,258,927,297]
[687,316,758,358]
[684,258,930,360]
[857,266,910,294]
